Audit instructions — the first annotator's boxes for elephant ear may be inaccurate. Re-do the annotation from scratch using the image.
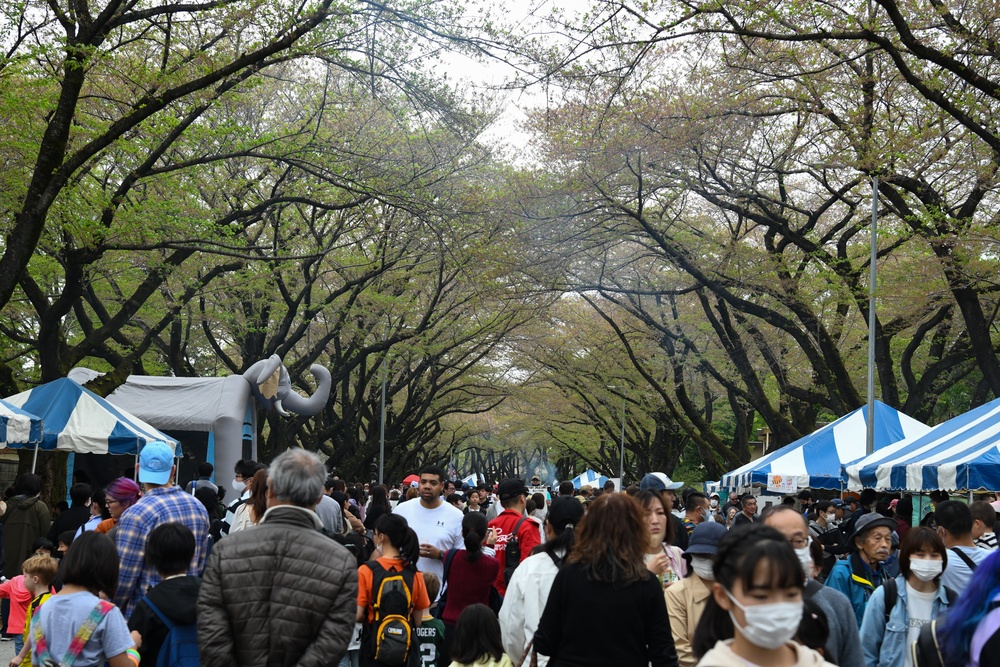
[258,366,280,400]
[255,354,283,400]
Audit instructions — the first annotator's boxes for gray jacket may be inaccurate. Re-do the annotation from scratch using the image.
[805,578,863,666]
[198,505,358,667]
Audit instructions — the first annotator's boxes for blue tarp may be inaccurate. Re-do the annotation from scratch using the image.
[721,401,929,490]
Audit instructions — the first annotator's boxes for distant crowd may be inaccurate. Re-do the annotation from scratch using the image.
[0,452,999,667]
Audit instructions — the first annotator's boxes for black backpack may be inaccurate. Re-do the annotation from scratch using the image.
[365,561,415,665]
[503,516,530,585]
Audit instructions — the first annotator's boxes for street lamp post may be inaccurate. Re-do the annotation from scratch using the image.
[379,352,386,486]
[619,394,626,484]
[608,386,626,484]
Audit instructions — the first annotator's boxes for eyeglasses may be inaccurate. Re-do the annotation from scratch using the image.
[789,535,812,550]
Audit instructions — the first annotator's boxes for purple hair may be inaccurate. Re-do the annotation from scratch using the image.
[105,477,141,509]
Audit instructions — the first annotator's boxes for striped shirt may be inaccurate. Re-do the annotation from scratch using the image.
[114,485,209,619]
[977,532,998,551]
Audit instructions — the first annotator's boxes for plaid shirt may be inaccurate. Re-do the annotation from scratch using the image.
[114,485,209,619]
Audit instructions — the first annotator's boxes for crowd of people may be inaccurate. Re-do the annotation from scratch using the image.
[2,450,1000,666]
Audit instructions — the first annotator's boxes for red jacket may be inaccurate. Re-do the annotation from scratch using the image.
[488,509,541,596]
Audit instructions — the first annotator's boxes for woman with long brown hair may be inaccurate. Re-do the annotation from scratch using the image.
[533,493,678,667]
[229,469,268,532]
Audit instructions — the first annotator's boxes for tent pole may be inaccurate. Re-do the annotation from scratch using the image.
[30,444,39,474]
[134,454,139,482]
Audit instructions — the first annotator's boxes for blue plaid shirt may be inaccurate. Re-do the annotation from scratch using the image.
[114,485,209,618]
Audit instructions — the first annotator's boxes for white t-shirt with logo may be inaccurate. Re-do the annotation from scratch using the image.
[905,583,937,667]
[392,499,463,582]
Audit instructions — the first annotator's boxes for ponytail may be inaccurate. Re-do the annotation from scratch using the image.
[462,512,487,561]
[373,513,421,570]
[399,527,420,570]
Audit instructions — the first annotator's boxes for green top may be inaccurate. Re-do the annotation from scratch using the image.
[415,616,446,667]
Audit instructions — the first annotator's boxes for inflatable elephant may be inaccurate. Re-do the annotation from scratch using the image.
[243,354,332,417]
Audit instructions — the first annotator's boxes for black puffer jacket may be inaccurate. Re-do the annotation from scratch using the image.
[197,505,359,667]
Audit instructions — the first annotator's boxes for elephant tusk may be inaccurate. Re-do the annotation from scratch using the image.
[275,399,291,417]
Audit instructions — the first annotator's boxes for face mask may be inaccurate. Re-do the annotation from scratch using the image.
[909,558,943,582]
[825,513,837,524]
[691,556,715,580]
[726,591,803,650]
[795,542,813,579]
[701,508,712,522]
[710,499,719,508]
[232,478,244,492]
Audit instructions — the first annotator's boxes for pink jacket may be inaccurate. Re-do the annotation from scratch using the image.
[0,576,33,634]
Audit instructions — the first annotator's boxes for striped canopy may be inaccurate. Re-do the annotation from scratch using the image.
[844,396,1000,491]
[0,399,42,447]
[4,378,180,456]
[571,469,609,489]
[721,401,929,490]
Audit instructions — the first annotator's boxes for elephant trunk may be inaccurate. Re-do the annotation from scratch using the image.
[277,364,332,417]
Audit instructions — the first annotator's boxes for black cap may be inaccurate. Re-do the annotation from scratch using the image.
[547,496,585,532]
[498,478,529,502]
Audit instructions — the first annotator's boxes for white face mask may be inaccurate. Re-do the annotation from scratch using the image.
[691,556,715,581]
[232,478,245,492]
[726,591,803,649]
[909,558,943,582]
[710,499,719,508]
[825,512,837,524]
[795,542,813,580]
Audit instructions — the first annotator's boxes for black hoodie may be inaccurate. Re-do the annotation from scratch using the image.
[127,575,201,663]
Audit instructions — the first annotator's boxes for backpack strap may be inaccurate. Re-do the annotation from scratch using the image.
[912,617,947,667]
[141,596,176,632]
[441,548,457,585]
[511,516,529,541]
[34,600,114,667]
[883,578,897,626]
[950,547,979,571]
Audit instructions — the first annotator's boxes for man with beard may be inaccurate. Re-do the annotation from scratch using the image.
[392,464,464,584]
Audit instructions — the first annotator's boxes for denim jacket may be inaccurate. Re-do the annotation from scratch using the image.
[858,575,950,667]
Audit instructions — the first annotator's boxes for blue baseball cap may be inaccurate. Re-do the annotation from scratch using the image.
[138,440,175,485]
[686,521,728,556]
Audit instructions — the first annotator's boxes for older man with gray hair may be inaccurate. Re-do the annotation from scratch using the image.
[198,448,358,667]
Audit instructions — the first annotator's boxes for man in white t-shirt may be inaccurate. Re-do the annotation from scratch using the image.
[392,464,463,582]
[937,500,992,594]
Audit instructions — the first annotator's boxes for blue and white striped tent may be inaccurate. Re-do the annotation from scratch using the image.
[4,378,180,456]
[721,401,929,490]
[844,396,1000,491]
[461,473,485,487]
[0,399,42,447]
[571,469,609,490]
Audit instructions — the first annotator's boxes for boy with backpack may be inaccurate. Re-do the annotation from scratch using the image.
[127,523,200,667]
[415,573,446,667]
